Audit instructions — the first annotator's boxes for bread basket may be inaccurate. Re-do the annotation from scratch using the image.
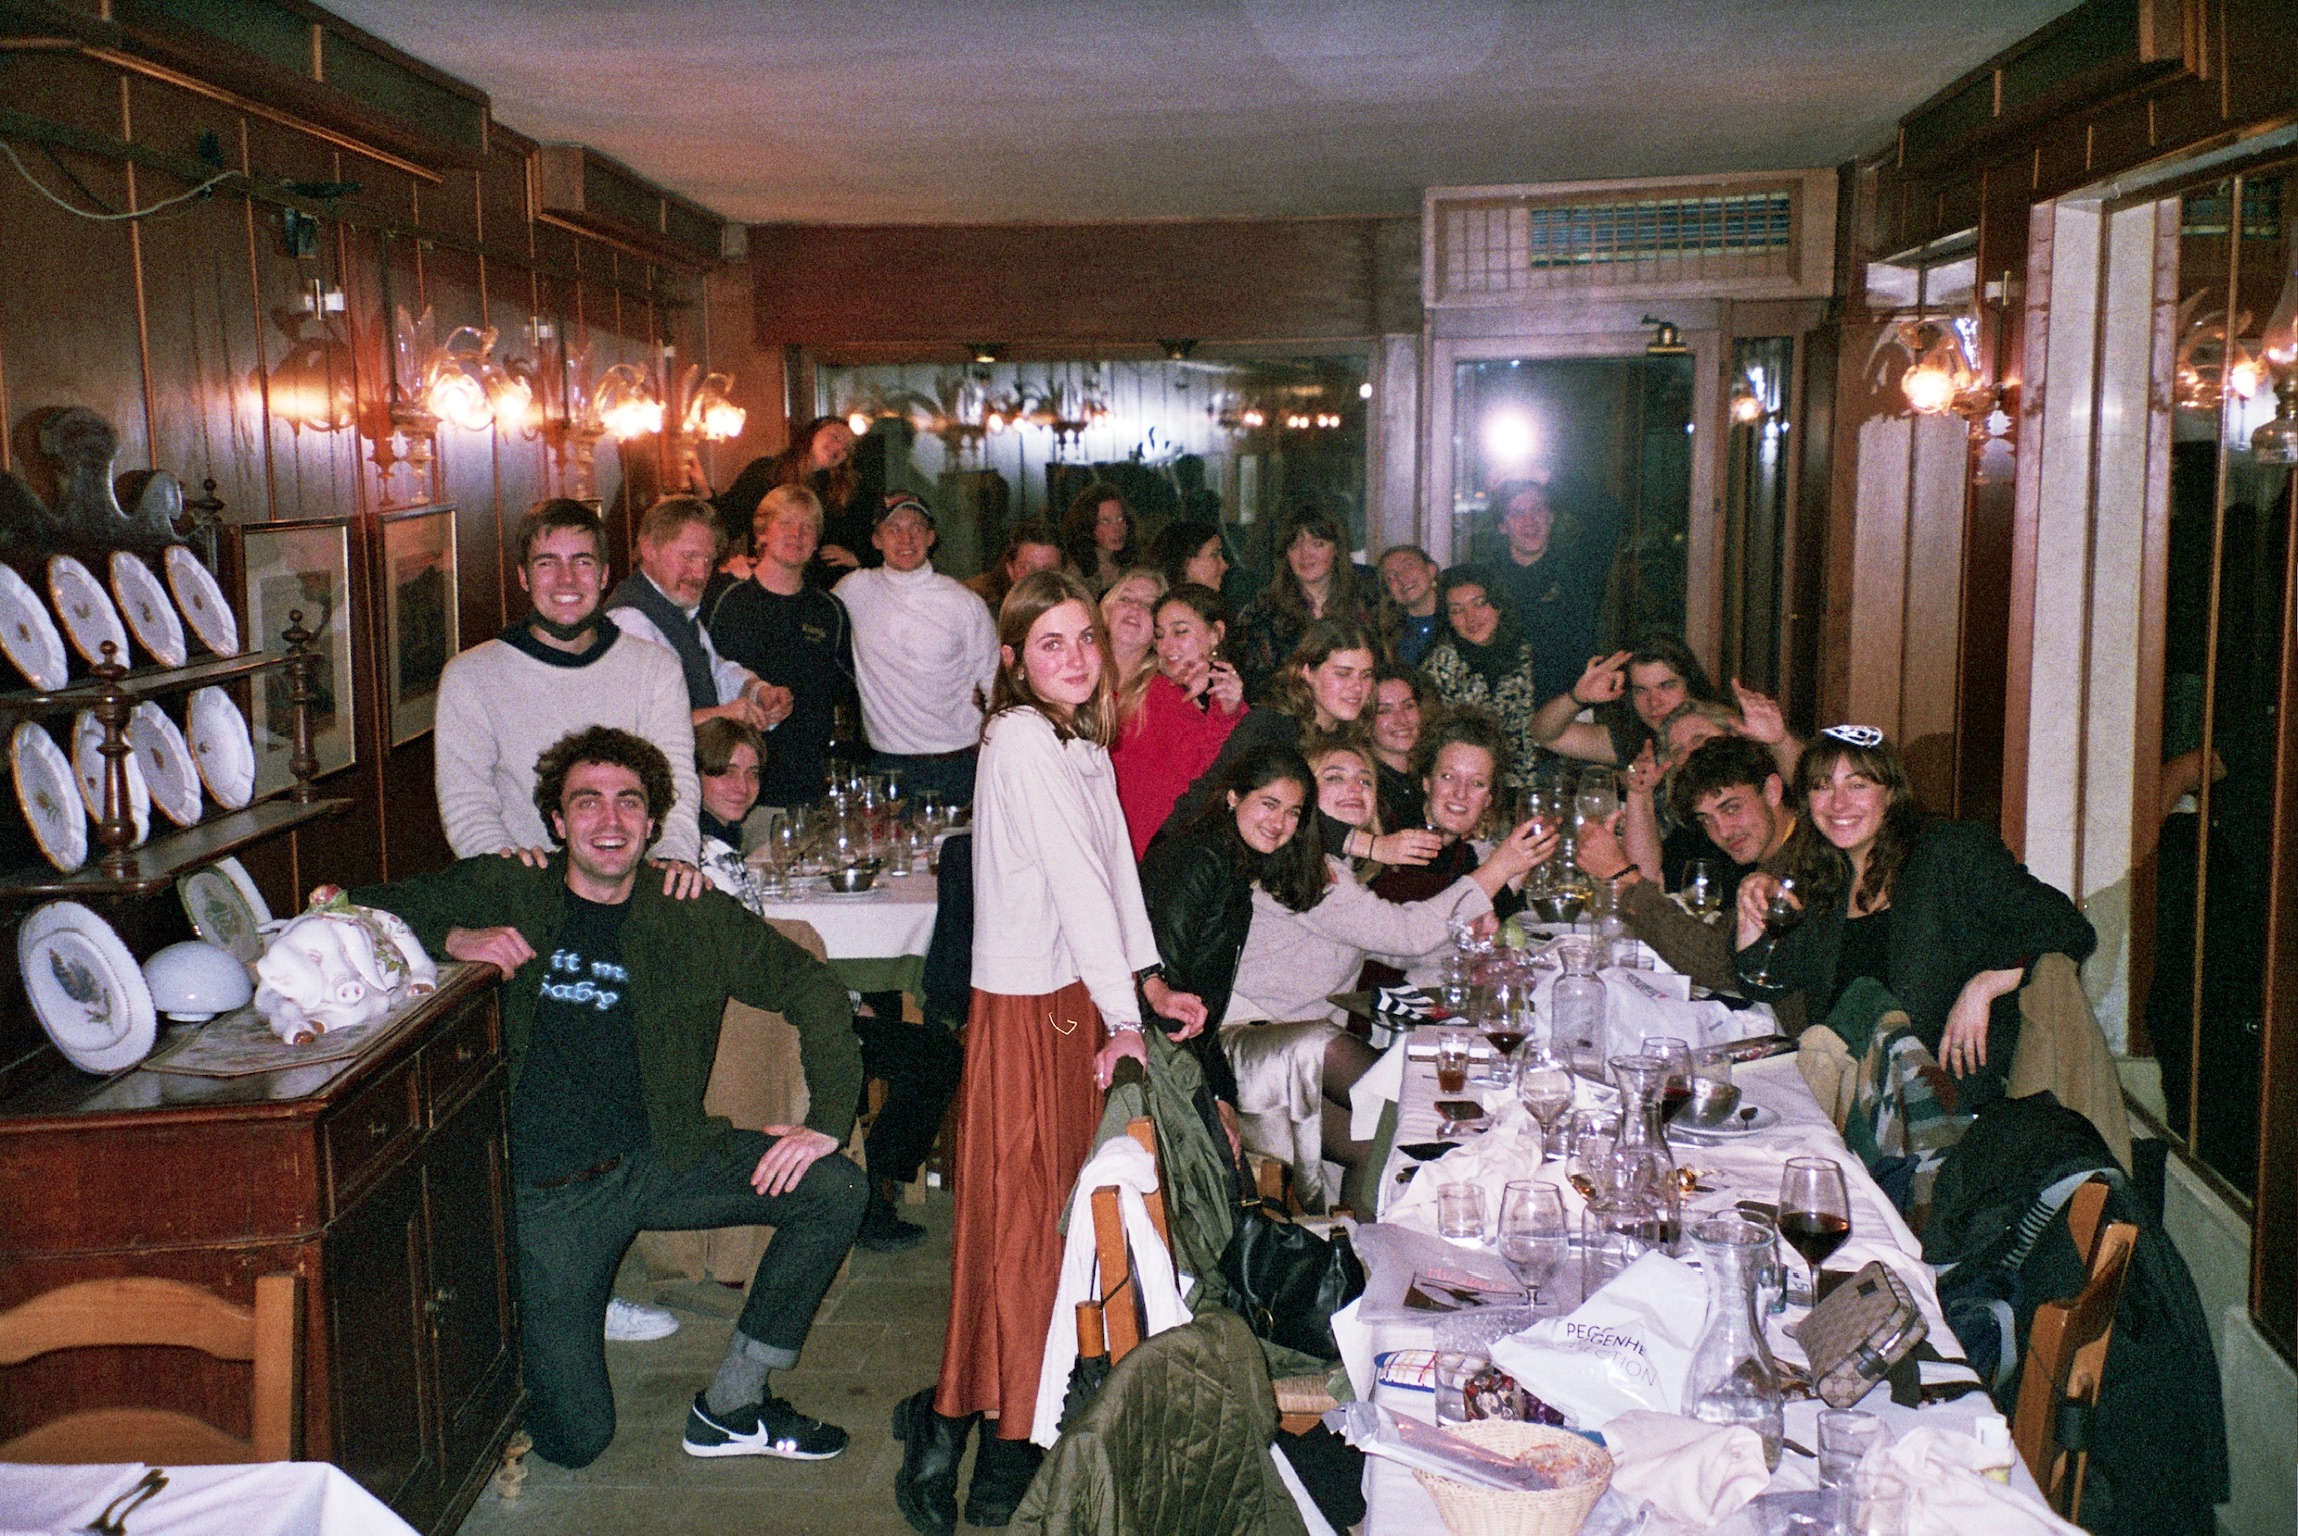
[1410,1419,1613,1536]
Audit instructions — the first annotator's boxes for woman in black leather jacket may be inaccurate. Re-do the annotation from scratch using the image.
[1137,742,1327,1110]
[1734,726,2095,1109]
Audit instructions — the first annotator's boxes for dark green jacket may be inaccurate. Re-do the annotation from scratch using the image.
[351,854,862,1167]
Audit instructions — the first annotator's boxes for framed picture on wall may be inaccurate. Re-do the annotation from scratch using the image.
[237,518,356,797]
[380,507,458,746]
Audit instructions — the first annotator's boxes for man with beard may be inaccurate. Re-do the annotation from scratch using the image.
[435,498,705,871]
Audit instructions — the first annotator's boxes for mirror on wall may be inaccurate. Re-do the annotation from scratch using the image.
[814,356,1367,585]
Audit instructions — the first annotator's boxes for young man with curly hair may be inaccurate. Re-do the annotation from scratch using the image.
[352,725,867,1471]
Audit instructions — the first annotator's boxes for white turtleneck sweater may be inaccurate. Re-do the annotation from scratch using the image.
[834,561,1000,755]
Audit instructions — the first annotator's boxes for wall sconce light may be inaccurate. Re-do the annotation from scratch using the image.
[1728,377,1766,426]
[1872,316,1995,420]
[967,342,1005,365]
[1642,315,1688,355]
[680,369,747,442]
[1159,339,1198,361]
[2248,250,2298,465]
[594,363,665,442]
[846,411,874,438]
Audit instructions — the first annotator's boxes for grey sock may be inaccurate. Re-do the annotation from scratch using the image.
[705,1332,777,1415]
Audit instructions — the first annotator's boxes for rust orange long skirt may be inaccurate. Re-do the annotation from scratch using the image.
[934,980,1105,1437]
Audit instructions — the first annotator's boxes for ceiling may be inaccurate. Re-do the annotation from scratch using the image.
[324,0,2082,225]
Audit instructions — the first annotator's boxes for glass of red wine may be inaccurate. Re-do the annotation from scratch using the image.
[1778,1155,1852,1305]
[1742,875,1802,988]
[1641,1038,1694,1130]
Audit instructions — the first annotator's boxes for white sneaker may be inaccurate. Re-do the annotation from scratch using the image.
[604,1297,679,1341]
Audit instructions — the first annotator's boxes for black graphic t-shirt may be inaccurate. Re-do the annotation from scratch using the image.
[510,891,651,1184]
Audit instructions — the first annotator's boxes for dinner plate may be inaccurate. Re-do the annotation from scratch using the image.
[0,563,69,692]
[47,554,130,669]
[186,686,255,809]
[164,544,239,656]
[177,862,265,963]
[70,710,150,844]
[129,701,204,827]
[1668,1103,1782,1140]
[110,551,187,668]
[19,900,158,1074]
[11,721,86,872]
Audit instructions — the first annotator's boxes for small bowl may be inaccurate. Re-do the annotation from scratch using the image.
[824,862,881,893]
[142,939,254,1022]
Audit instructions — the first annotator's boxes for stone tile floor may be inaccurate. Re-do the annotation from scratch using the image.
[457,1192,975,1536]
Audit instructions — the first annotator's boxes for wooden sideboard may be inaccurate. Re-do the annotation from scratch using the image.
[0,964,519,1535]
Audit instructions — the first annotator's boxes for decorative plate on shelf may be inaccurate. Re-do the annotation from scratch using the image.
[186,686,255,809]
[213,854,273,925]
[0,564,69,692]
[19,900,158,1074]
[110,552,187,668]
[11,720,86,872]
[70,709,151,845]
[177,862,264,963]
[129,701,203,827]
[47,555,130,669]
[164,545,239,656]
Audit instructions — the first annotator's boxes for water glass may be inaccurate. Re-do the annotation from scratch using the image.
[1435,1030,1473,1095]
[1436,1181,1487,1242]
[1817,1409,1888,1490]
[1682,858,1724,919]
[1849,1468,1907,1536]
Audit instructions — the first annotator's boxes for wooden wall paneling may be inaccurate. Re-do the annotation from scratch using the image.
[285,511,385,895]
[119,75,269,531]
[335,214,422,514]
[2145,72,2224,150]
[698,260,787,493]
[0,52,152,490]
[2218,0,2298,127]
[1900,413,1973,809]
[240,113,362,523]
[477,135,532,252]
[414,166,480,244]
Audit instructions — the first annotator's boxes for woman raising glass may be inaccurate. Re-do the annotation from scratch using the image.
[1733,726,2093,1105]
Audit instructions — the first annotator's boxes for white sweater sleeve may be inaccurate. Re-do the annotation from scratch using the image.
[433,650,513,857]
[966,590,1002,711]
[630,647,702,862]
[997,722,1148,1026]
[1300,861,1492,964]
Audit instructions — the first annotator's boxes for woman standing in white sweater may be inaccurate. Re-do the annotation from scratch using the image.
[893,570,1205,1536]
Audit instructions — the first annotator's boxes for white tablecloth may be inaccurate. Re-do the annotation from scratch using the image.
[0,1462,414,1536]
[1348,1043,2058,1533]
[758,869,938,961]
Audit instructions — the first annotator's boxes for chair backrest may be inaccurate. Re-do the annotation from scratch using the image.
[1081,1058,1172,1367]
[2011,1179,2138,1521]
[0,1274,302,1464]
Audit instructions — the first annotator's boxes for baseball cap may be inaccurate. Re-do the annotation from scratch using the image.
[873,493,935,529]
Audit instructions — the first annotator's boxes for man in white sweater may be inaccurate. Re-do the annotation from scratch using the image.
[435,499,704,870]
[833,494,999,806]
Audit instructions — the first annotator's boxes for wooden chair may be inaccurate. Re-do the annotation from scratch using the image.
[2011,1177,2139,1521]
[0,1274,302,1463]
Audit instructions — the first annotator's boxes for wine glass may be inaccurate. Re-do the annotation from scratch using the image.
[1778,1156,1853,1305]
[1516,1048,1575,1161]
[1742,875,1803,988]
[1497,1181,1570,1307]
[1479,978,1524,1083]
[1681,858,1723,920]
[1574,768,1619,829]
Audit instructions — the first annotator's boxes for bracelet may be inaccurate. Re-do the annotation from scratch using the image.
[1567,687,1588,708]
[1108,1018,1143,1035]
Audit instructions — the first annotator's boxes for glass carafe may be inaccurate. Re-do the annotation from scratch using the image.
[1684,1215,1785,1469]
[1608,1054,1679,1246]
[1552,939,1607,1078]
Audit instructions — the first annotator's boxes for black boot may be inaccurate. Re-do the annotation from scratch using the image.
[891,1387,974,1536]
[857,1178,928,1253]
[963,1432,1046,1528]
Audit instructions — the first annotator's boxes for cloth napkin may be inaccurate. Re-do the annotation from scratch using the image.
[1602,1411,1772,1529]
[1350,1035,1410,1141]
[1879,1425,2083,1536]
[1381,1116,1548,1236]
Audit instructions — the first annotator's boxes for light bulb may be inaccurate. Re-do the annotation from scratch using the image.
[1729,386,1765,425]
[2228,355,2264,400]
[1480,406,1538,466]
[601,395,663,441]
[698,399,747,440]
[428,370,492,431]
[846,411,872,437]
[1901,360,1956,415]
[2261,252,2298,378]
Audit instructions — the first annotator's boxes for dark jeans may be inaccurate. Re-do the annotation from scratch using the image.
[513,1131,867,1468]
[871,749,976,808]
[854,1003,963,1186]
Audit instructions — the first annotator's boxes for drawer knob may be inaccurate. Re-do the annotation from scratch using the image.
[367,1118,391,1141]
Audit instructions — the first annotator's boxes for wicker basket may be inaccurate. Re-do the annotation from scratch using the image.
[1410,1420,1613,1536]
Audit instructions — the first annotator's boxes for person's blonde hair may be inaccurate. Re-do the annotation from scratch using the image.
[1100,567,1168,725]
[991,569,1119,746]
[754,481,825,538]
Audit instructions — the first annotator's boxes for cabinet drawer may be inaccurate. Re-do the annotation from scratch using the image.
[424,1002,497,1124]
[325,1058,420,1213]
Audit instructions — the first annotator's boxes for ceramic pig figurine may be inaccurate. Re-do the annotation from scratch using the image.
[253,886,438,1044]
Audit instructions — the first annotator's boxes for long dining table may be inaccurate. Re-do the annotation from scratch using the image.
[1340,1024,2061,1534]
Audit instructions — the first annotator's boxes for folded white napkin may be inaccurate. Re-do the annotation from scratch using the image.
[1879,1426,2082,1536]
[1602,1411,1772,1529]
[1382,1118,1549,1236]
[1350,1036,1409,1141]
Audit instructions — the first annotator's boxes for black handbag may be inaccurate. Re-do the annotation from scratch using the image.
[1218,1179,1365,1361]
